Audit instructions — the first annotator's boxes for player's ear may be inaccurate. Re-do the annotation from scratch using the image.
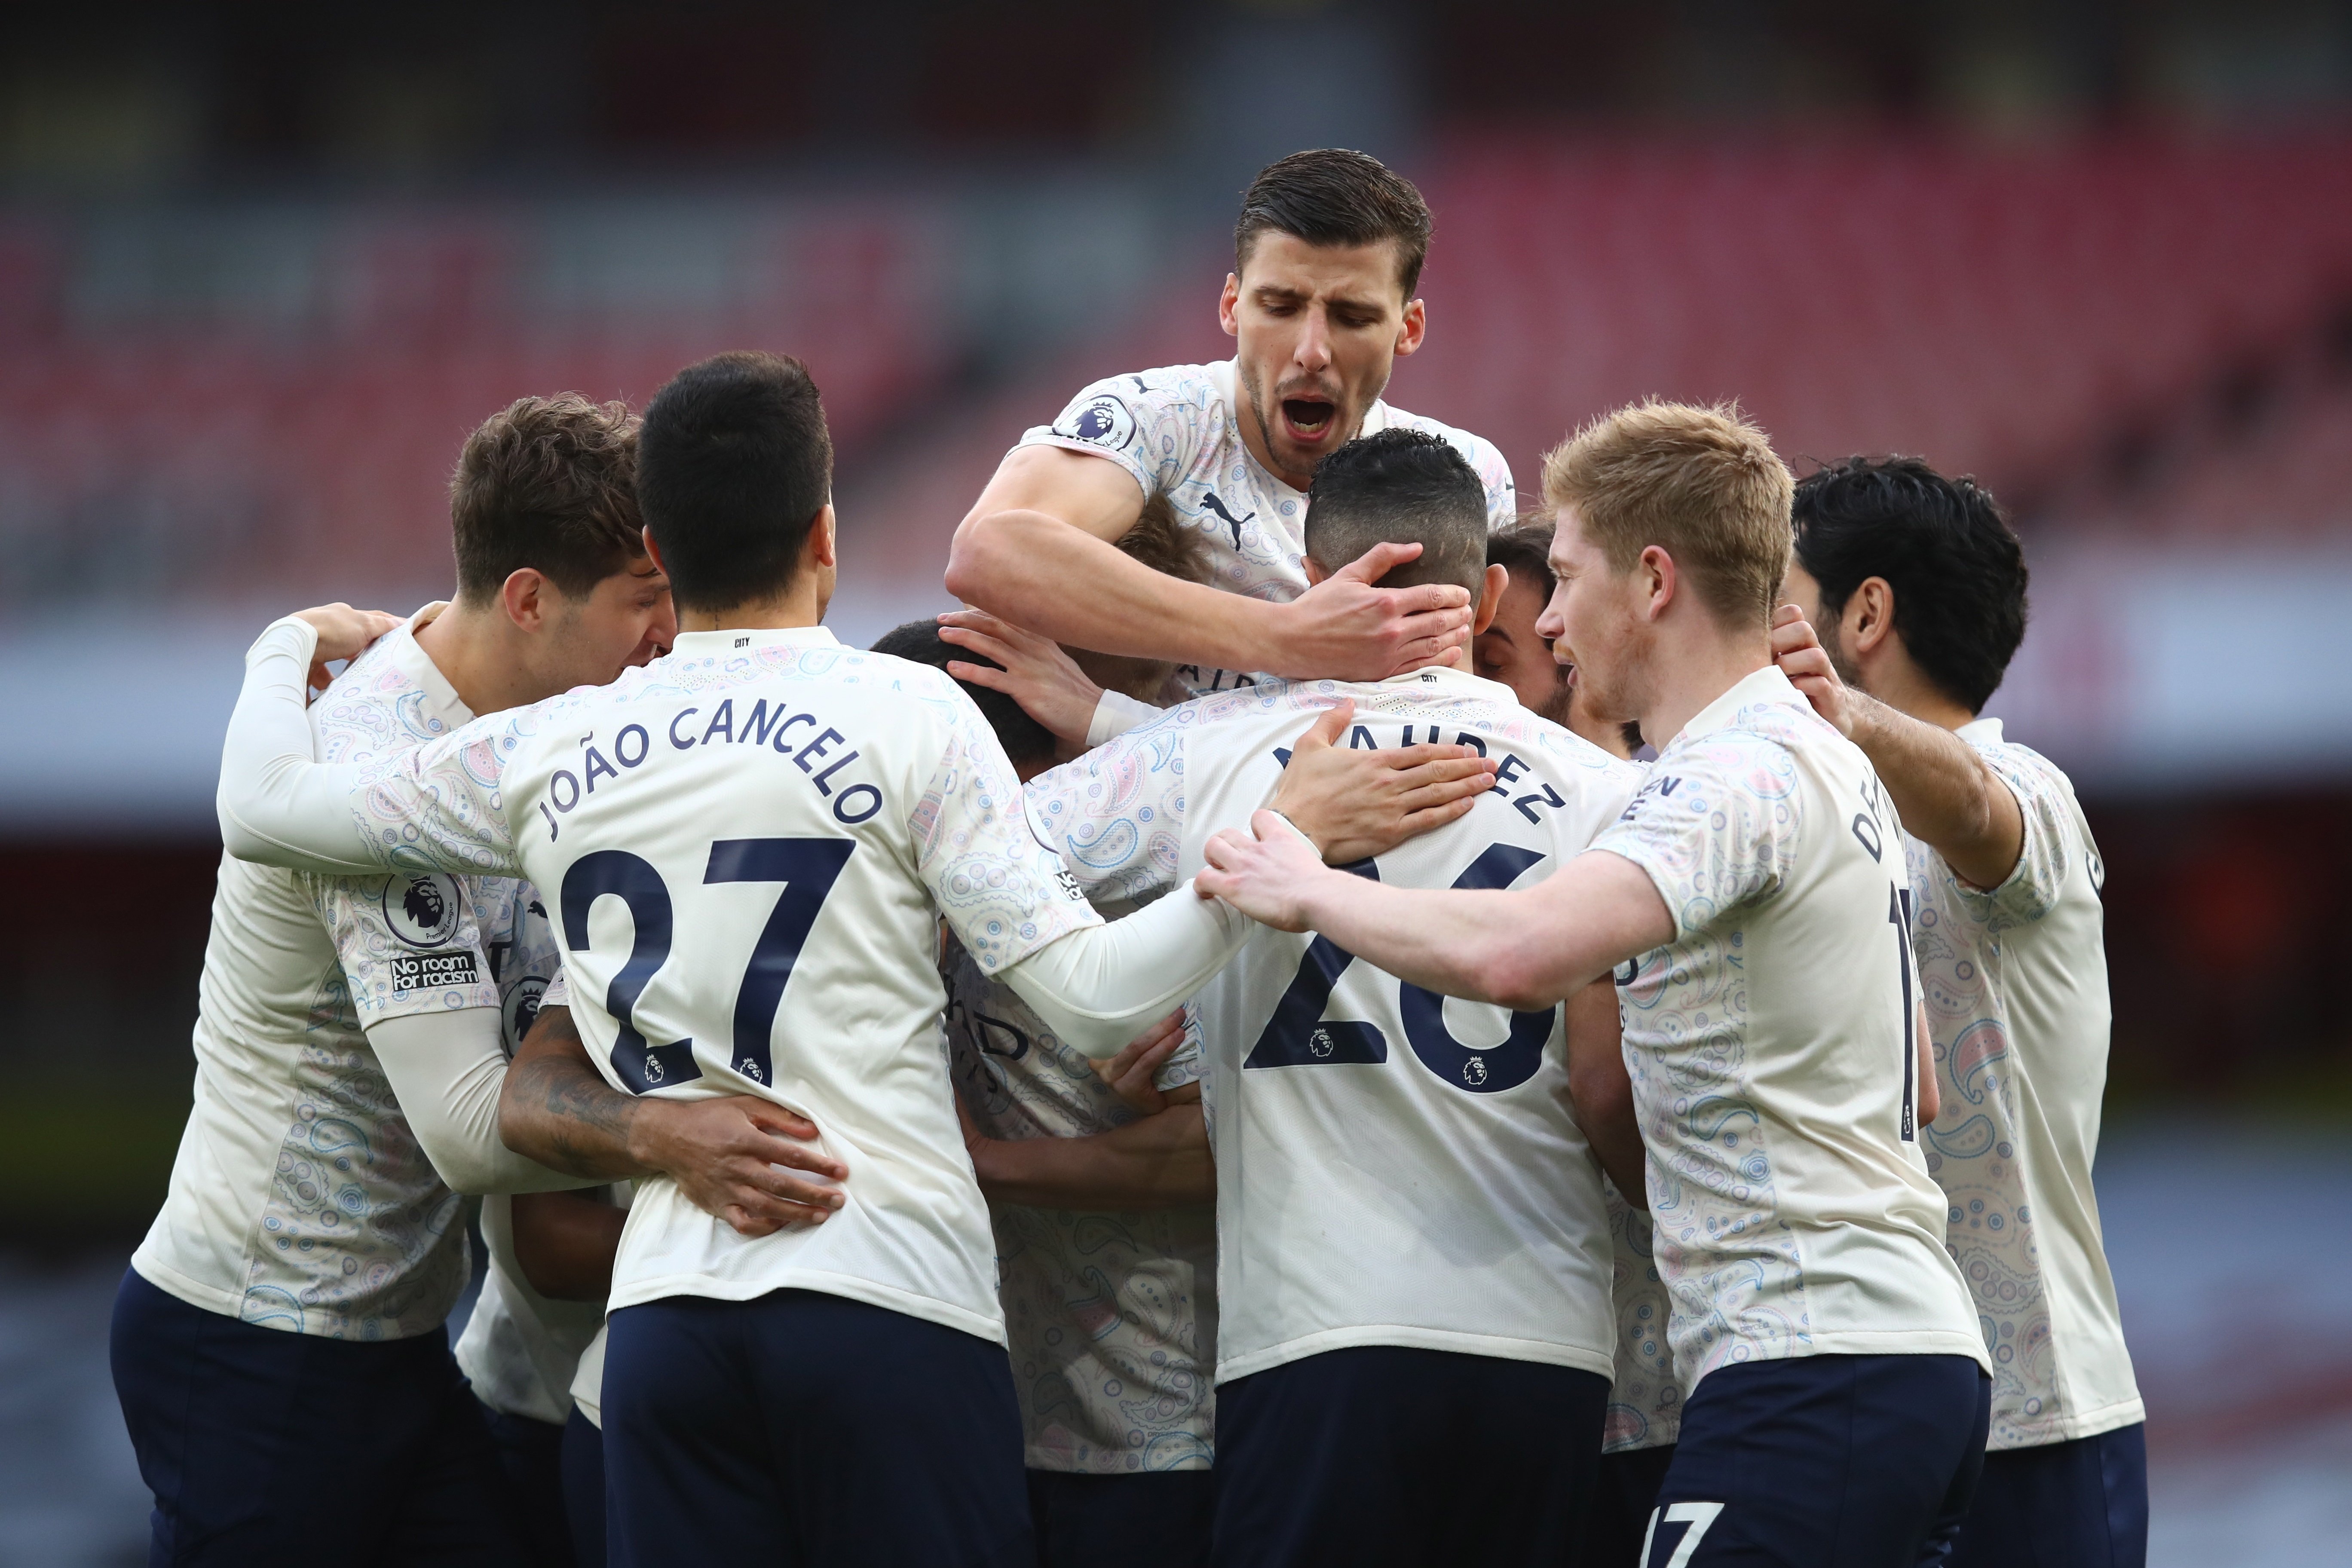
[1218,273,1241,338]
[1300,555,1329,588]
[1639,545,1676,622]
[1473,563,1507,634]
[1847,576,1893,656]
[1393,296,1426,359]
[805,504,838,569]
[501,567,550,634]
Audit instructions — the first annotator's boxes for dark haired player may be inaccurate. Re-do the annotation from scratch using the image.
[112,394,719,1565]
[948,147,1517,696]
[206,352,1446,1565]
[1023,429,1642,1566]
[1778,456,2146,1568]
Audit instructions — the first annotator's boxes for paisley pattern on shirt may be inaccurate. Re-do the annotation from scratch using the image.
[1911,738,2112,1446]
[943,938,1216,1473]
[1602,1183,1682,1453]
[1021,361,1517,697]
[1595,704,1818,1382]
[239,625,521,1338]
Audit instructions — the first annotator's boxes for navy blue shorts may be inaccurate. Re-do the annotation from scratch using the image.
[1945,1423,2146,1568]
[482,1406,574,1568]
[1645,1353,1989,1568]
[561,1410,605,1568]
[1585,1446,1675,1567]
[1027,1468,1212,1568]
[600,1288,1031,1567]
[110,1266,520,1567]
[1213,1345,1610,1568]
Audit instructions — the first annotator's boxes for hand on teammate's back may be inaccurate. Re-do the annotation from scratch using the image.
[1090,1011,1188,1116]
[1267,700,1499,864]
[1197,809,1331,932]
[290,601,405,695]
[934,609,1104,751]
[1270,541,1476,682]
[634,1096,848,1239]
[1770,604,1862,737]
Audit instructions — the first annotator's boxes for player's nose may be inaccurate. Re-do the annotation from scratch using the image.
[1294,308,1333,371]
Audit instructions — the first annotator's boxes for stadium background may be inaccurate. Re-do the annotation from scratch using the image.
[2,3,2347,1562]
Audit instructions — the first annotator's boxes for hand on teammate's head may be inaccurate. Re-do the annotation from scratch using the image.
[934,609,1104,756]
[1272,542,1476,683]
[1770,603,1859,737]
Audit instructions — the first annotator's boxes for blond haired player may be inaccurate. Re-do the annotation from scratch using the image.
[1197,402,1992,1568]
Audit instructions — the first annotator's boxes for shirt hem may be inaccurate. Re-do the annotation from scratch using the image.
[1688,1328,1993,1390]
[605,1267,1007,1347]
[1990,1395,2147,1450]
[128,1251,450,1341]
[1023,1451,1214,1476]
[1604,1430,1681,1455]
[1216,1324,1614,1385]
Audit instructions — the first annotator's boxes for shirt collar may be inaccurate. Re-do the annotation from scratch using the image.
[1377,662,1519,706]
[381,602,475,728]
[1957,715,2004,746]
[666,625,841,661]
[1673,663,1807,746]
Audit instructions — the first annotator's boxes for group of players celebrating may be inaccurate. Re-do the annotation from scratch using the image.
[110,149,2147,1568]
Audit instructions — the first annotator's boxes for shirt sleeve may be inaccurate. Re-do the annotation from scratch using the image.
[1021,715,1189,905]
[310,870,502,1023]
[914,682,1104,975]
[220,616,524,879]
[1955,741,2079,928]
[1589,732,1801,938]
[1469,434,1519,528]
[1015,373,1195,502]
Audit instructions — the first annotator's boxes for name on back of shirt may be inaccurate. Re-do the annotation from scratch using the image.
[532,696,885,841]
[1277,722,1573,828]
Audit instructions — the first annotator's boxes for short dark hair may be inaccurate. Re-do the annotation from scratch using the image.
[449,394,645,602]
[868,620,1056,769]
[1791,456,2028,714]
[1235,149,1434,299]
[1304,429,1488,596]
[637,352,833,615]
[1486,520,1556,598]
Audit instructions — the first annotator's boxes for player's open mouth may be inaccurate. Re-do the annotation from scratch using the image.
[1280,398,1335,441]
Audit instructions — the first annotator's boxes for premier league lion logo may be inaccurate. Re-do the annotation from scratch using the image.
[382,872,463,947]
[1057,394,1134,451]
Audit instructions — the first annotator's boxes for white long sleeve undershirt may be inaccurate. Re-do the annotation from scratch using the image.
[366,1010,601,1195]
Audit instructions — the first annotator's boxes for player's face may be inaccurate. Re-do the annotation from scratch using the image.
[1536,506,1651,727]
[1221,232,1427,488]
[1475,575,1577,727]
[544,556,676,689]
[1780,562,1863,685]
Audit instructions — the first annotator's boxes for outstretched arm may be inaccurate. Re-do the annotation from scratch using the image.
[960,1101,1214,1211]
[948,446,1474,682]
[368,1009,607,1195]
[1198,811,1674,1011]
[498,1005,848,1237]
[219,611,521,879]
[1772,607,2022,889]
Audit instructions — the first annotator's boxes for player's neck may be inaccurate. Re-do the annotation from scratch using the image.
[1638,621,1773,748]
[675,581,828,636]
[413,598,554,717]
[1856,655,1976,734]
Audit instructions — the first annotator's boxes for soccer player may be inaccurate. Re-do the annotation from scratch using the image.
[1777,457,2146,1568]
[109,393,802,1565]
[947,147,1516,695]
[1020,429,1643,1566]
[1479,520,1680,1568]
[205,352,1415,1564]
[1195,403,1994,1568]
